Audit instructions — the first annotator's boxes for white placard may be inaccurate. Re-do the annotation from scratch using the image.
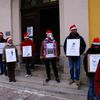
[0,43,5,54]
[66,39,80,56]
[88,54,100,72]
[27,26,33,37]
[22,46,32,57]
[5,48,17,62]
[45,43,56,58]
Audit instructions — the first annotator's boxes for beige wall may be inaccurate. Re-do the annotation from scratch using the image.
[11,0,21,54]
[0,0,11,37]
[59,0,89,72]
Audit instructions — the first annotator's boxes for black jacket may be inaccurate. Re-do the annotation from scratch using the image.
[83,44,100,78]
[0,38,6,61]
[63,32,86,56]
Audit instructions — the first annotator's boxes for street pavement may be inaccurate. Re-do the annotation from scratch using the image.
[0,64,88,100]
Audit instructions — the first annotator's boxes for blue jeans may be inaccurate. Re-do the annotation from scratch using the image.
[0,61,7,74]
[68,56,80,80]
[88,77,99,100]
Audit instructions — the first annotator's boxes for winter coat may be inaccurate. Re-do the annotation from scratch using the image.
[0,38,6,61]
[40,37,59,59]
[83,44,100,78]
[63,32,86,56]
[2,44,18,63]
[94,60,100,98]
[21,39,35,62]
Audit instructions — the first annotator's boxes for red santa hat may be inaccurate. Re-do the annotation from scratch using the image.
[24,32,29,38]
[92,38,100,45]
[69,24,77,31]
[46,29,52,36]
[0,32,3,36]
[7,37,12,43]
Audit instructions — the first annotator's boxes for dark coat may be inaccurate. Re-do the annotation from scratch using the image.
[94,60,100,98]
[83,44,100,78]
[21,39,35,62]
[63,32,86,56]
[0,38,6,61]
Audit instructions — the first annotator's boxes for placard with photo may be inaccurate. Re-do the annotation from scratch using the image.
[45,43,56,58]
[88,54,100,72]
[0,43,5,54]
[66,39,80,56]
[22,46,32,57]
[5,48,17,63]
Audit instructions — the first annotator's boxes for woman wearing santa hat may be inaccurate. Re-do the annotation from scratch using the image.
[3,37,18,82]
[40,29,60,83]
[84,38,100,100]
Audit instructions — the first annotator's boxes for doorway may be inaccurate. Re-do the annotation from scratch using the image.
[21,2,60,64]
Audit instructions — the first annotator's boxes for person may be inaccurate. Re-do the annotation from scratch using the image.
[84,38,100,100]
[21,32,35,77]
[0,32,7,75]
[3,37,18,82]
[94,60,100,100]
[63,24,86,87]
[40,29,60,83]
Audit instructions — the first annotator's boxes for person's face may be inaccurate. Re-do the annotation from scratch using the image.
[71,29,77,33]
[24,37,29,41]
[0,35,3,39]
[94,45,100,49]
[8,39,12,44]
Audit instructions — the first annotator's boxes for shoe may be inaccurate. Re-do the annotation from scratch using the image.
[69,79,74,85]
[75,80,80,86]
[0,73,3,75]
[9,80,12,82]
[25,74,32,77]
[56,78,60,83]
[45,78,51,83]
[12,80,16,82]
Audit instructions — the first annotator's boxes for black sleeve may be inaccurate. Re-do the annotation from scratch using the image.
[63,38,67,55]
[83,48,91,76]
[80,36,86,55]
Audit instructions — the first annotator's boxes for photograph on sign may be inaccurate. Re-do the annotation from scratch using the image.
[0,43,5,54]
[88,54,100,72]
[5,48,17,62]
[45,43,56,58]
[22,46,32,57]
[66,39,80,56]
[27,26,33,37]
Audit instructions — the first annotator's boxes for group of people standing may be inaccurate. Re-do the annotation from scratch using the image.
[0,24,100,100]
[64,24,100,100]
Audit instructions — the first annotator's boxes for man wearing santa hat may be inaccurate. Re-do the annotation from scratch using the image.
[63,25,86,88]
[21,32,35,77]
[40,29,60,83]
[0,32,7,75]
[84,38,100,100]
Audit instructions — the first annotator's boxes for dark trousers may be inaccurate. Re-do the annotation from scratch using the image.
[0,61,7,75]
[7,63,16,81]
[25,61,31,75]
[44,59,59,79]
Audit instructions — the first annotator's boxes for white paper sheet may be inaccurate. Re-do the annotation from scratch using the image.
[5,48,17,62]
[66,39,80,56]
[0,43,5,54]
[22,46,32,57]
[88,54,100,72]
